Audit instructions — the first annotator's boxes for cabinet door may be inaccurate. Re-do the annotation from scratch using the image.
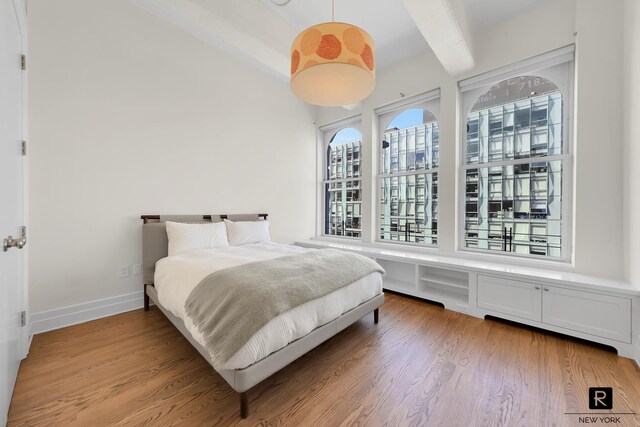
[542,286,631,343]
[478,275,541,321]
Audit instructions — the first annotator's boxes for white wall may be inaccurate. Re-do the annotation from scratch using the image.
[28,0,317,313]
[623,0,640,361]
[317,0,630,280]
[623,0,640,289]
[573,0,624,278]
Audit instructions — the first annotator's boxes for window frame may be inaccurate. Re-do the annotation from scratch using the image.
[319,115,364,240]
[375,89,441,248]
[457,47,575,262]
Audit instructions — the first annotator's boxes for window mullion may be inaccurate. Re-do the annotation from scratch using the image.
[460,153,568,170]
[323,177,363,185]
[379,168,439,179]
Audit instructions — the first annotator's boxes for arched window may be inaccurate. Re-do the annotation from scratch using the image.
[379,103,439,245]
[462,75,567,258]
[324,126,363,238]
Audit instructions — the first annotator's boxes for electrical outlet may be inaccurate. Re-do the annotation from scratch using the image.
[132,263,142,275]
[119,264,130,278]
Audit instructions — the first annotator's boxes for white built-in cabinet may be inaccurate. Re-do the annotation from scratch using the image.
[477,275,541,321]
[542,285,631,343]
[478,275,632,344]
[296,240,640,360]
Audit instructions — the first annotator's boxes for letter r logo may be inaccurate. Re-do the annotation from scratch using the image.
[588,387,613,410]
[594,390,606,406]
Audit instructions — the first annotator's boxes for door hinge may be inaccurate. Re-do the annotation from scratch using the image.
[21,140,26,156]
[21,55,26,70]
[20,311,26,327]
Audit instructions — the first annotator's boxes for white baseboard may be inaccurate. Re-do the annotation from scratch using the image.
[30,290,144,336]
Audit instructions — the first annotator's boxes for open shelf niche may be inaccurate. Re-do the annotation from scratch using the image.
[374,258,470,312]
[418,266,469,310]
[375,258,416,295]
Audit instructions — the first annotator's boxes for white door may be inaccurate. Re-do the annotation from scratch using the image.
[1,0,27,424]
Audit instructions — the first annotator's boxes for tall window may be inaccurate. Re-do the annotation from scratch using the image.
[324,127,363,238]
[379,104,439,245]
[462,73,570,258]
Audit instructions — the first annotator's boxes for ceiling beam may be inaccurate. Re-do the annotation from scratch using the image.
[402,0,475,75]
[129,0,291,81]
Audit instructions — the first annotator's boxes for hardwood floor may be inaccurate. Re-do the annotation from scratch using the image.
[8,293,640,426]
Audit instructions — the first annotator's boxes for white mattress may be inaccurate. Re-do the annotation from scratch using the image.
[154,242,383,370]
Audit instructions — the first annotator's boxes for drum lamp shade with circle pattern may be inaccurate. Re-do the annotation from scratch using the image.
[291,22,375,107]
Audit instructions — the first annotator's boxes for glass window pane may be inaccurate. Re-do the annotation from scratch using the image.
[463,75,565,258]
[325,127,362,237]
[380,107,439,246]
[467,76,563,165]
[325,178,362,238]
[432,124,440,168]
[384,108,439,173]
[380,173,437,245]
[463,161,563,257]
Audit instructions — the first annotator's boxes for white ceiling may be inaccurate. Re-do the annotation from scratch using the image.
[463,0,559,29]
[262,0,560,68]
[132,0,561,85]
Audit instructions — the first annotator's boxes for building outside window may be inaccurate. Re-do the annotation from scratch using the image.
[317,49,572,258]
[324,126,363,238]
[377,91,440,246]
[459,49,573,259]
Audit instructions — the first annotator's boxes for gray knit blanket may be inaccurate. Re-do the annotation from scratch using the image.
[184,249,384,369]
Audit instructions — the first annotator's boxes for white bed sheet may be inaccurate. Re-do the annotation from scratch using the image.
[154,242,383,370]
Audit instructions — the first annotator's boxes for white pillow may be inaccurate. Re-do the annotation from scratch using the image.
[165,221,229,256]
[224,219,271,246]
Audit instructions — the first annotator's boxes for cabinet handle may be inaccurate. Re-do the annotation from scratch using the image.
[543,287,549,292]
[534,286,540,290]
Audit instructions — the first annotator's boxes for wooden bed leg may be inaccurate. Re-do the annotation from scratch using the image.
[240,391,249,418]
[144,286,150,312]
[374,308,379,324]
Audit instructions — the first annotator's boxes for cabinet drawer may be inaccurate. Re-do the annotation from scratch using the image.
[542,286,631,343]
[478,275,541,322]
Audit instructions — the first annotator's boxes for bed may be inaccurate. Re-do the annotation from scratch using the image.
[141,214,384,418]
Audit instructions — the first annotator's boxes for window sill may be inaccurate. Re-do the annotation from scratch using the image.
[315,236,572,273]
[315,235,362,244]
[453,247,572,272]
[298,237,639,296]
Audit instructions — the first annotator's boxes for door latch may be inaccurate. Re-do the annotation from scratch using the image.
[3,226,26,252]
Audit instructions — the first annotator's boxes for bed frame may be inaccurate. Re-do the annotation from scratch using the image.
[141,214,384,418]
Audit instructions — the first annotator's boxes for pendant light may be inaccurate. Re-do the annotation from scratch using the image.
[290,0,375,107]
